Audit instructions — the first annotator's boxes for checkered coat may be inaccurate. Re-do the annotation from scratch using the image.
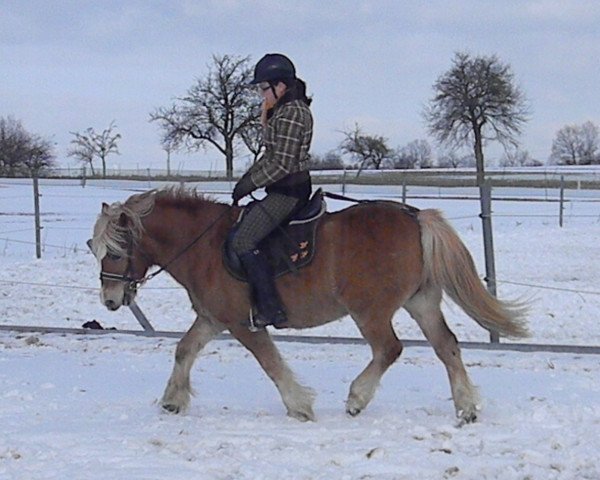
[248,99,313,189]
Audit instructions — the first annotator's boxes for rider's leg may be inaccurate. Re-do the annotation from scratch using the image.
[231,193,298,328]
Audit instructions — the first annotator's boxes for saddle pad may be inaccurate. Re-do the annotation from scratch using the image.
[223,192,326,282]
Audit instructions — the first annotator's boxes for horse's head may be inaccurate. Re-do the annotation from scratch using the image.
[90,194,155,311]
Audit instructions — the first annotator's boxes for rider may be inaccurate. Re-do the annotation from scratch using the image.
[231,53,314,329]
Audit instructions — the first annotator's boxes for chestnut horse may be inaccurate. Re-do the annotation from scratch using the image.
[91,188,527,424]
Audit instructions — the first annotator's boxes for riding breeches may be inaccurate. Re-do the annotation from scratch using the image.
[230,193,300,255]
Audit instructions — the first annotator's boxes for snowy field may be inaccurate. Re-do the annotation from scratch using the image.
[1,178,600,479]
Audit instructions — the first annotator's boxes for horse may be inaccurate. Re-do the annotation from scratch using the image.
[90,187,528,424]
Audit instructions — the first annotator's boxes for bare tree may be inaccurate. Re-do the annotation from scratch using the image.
[396,139,433,169]
[67,131,96,175]
[550,125,579,165]
[551,121,599,165]
[68,121,121,177]
[160,136,179,177]
[94,122,121,177]
[500,147,535,167]
[437,150,464,168]
[0,116,55,176]
[579,121,600,164]
[23,135,56,175]
[0,116,29,175]
[424,52,529,184]
[239,116,263,164]
[339,124,394,173]
[393,149,416,169]
[307,150,344,170]
[150,54,259,179]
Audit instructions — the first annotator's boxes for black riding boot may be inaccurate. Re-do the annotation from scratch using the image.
[239,249,288,330]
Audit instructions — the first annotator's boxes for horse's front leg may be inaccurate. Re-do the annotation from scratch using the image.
[161,315,223,414]
[228,325,315,421]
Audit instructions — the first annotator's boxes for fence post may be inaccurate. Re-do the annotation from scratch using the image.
[559,175,565,228]
[480,179,499,343]
[81,166,87,188]
[402,178,407,203]
[342,168,347,195]
[32,175,42,259]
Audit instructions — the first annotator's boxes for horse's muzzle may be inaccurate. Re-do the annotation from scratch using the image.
[105,299,120,311]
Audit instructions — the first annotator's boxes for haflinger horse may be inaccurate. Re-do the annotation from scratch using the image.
[91,187,528,424]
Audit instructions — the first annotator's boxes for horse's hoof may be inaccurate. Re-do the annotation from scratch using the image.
[288,409,315,422]
[346,407,362,417]
[457,408,478,426]
[162,403,181,414]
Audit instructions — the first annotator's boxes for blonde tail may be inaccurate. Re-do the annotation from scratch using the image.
[418,209,529,338]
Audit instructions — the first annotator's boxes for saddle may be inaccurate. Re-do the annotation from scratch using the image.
[223,189,327,282]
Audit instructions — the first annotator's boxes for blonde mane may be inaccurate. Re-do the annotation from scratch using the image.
[91,187,220,261]
[91,190,156,261]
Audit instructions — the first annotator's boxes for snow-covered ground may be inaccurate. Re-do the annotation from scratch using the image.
[1,178,599,479]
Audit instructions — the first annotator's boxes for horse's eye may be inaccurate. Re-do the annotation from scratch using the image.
[106,251,122,261]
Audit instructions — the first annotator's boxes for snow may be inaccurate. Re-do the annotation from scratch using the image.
[1,178,600,479]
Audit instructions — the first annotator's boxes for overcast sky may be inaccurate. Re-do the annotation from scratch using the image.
[2,1,599,172]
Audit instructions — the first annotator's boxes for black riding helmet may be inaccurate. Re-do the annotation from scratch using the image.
[250,53,296,84]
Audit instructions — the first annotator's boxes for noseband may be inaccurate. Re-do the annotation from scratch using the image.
[99,270,140,292]
[99,234,142,293]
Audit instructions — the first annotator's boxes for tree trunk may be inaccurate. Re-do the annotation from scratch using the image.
[101,155,107,179]
[225,140,234,180]
[473,126,485,187]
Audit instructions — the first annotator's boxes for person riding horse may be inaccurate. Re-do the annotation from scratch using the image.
[230,53,314,330]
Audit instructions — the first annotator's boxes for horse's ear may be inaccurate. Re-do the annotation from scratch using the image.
[118,212,128,226]
[102,202,109,214]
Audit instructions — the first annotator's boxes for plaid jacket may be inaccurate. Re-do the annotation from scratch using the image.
[249,99,313,189]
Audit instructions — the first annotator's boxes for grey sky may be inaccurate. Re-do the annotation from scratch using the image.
[2,0,599,171]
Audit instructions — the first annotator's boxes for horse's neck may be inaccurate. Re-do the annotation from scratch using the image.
[142,200,230,275]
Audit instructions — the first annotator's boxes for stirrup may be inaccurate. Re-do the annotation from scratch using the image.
[248,308,267,332]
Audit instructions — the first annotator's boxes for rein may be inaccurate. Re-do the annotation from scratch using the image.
[321,191,368,203]
[322,191,420,217]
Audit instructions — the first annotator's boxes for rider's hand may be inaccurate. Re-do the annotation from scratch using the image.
[261,99,275,128]
[232,174,256,203]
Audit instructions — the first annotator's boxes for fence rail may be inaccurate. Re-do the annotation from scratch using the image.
[4,165,600,189]
[2,324,600,355]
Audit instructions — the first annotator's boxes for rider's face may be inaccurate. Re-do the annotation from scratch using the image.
[258,81,286,106]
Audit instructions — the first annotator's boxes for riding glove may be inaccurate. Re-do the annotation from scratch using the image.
[232,174,256,202]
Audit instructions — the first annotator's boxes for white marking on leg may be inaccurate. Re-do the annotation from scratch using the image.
[277,368,316,422]
[346,364,380,416]
[161,317,222,413]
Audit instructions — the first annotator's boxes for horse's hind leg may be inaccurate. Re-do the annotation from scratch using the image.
[228,324,315,421]
[346,309,404,416]
[161,315,223,414]
[404,286,480,424]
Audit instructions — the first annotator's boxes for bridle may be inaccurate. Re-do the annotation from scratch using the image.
[98,234,143,295]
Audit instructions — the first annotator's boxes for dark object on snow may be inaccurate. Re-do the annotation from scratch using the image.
[82,320,103,329]
[82,320,116,330]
